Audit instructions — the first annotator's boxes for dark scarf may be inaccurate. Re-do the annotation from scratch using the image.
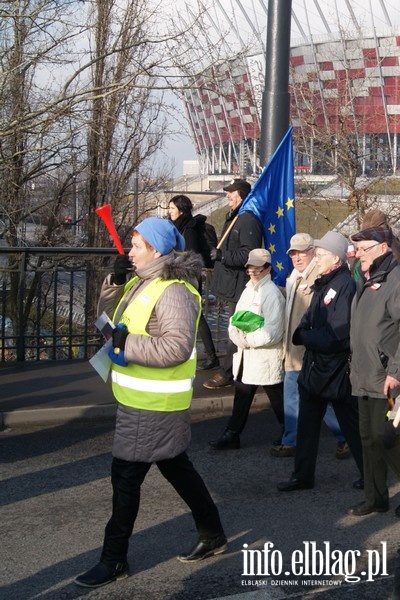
[356,251,397,298]
[173,214,193,235]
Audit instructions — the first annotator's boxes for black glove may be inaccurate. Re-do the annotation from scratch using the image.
[112,254,132,285]
[112,324,129,353]
[210,247,222,262]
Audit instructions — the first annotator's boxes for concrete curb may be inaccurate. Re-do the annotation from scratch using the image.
[0,394,268,427]
[1,404,117,427]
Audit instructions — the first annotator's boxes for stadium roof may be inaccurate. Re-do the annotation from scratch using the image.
[179,0,400,56]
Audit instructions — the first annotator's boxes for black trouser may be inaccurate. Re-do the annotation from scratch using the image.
[198,311,217,359]
[100,452,224,565]
[292,388,363,485]
[220,300,237,378]
[226,380,284,434]
[198,278,217,360]
[358,395,400,508]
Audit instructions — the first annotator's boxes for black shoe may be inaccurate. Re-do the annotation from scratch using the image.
[209,429,240,450]
[197,357,220,370]
[272,437,283,447]
[348,501,389,516]
[352,478,364,490]
[74,561,129,588]
[177,534,228,563]
[395,504,400,518]
[277,478,314,492]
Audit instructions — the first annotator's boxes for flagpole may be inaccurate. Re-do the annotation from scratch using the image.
[260,0,292,165]
[216,216,239,250]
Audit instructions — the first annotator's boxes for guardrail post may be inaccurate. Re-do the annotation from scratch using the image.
[16,250,27,361]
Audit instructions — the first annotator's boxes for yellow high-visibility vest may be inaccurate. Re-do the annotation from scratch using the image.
[111,276,200,412]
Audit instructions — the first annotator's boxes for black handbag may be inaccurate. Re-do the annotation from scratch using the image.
[298,350,351,401]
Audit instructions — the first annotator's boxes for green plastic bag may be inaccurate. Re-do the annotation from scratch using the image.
[231,310,264,333]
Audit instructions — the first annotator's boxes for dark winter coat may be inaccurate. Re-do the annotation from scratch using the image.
[211,207,263,303]
[350,252,400,398]
[173,214,202,254]
[98,251,203,463]
[293,264,356,400]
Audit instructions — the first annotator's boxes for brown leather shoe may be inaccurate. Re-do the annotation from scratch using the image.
[270,444,295,457]
[203,372,233,389]
[336,442,351,459]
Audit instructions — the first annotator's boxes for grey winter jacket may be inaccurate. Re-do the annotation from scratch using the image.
[98,251,203,462]
[350,252,400,398]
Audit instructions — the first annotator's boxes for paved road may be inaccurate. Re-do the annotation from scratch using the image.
[1,408,399,600]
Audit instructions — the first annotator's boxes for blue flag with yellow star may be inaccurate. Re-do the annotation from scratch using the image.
[238,126,295,286]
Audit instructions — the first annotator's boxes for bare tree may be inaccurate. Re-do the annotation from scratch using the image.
[290,27,400,228]
[0,0,239,356]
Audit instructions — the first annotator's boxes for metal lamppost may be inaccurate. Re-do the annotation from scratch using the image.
[260,0,293,166]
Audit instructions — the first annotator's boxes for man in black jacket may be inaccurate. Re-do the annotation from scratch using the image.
[203,179,263,391]
[277,231,364,492]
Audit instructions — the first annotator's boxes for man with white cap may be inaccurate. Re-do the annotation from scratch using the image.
[277,231,363,492]
[271,232,351,460]
[75,217,227,588]
[209,248,285,449]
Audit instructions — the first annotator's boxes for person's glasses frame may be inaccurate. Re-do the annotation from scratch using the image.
[246,266,267,274]
[355,242,381,255]
[314,250,333,259]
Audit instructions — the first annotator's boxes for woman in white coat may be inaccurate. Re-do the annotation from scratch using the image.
[209,248,285,450]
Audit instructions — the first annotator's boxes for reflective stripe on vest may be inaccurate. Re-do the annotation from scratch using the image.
[111,277,200,412]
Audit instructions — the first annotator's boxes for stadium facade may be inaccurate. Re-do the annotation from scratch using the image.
[181,3,400,177]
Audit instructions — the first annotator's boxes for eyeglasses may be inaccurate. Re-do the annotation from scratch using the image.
[355,243,381,255]
[314,251,332,259]
[246,266,266,274]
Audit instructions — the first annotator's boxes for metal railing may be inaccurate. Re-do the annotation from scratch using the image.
[0,247,228,362]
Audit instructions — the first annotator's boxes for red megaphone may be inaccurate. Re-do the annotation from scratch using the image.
[95,204,125,254]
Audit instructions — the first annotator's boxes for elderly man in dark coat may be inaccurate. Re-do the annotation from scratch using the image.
[349,224,400,518]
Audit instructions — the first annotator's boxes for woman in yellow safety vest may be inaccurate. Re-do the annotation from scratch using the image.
[75,217,227,589]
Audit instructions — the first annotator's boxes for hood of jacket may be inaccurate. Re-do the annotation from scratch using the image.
[194,213,207,226]
[136,250,203,287]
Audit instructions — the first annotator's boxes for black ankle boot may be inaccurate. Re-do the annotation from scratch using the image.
[209,429,240,450]
[74,561,129,588]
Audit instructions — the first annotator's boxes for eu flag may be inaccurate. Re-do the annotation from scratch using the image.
[239,126,296,286]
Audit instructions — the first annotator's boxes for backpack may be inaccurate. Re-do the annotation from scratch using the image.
[194,215,218,268]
